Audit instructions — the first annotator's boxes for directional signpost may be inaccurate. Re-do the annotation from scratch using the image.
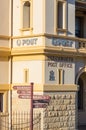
[13,83,34,130]
[33,95,50,108]
[13,83,51,130]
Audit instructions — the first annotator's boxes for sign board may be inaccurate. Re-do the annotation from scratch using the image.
[18,95,31,99]
[17,90,31,95]
[33,103,48,108]
[33,95,50,100]
[33,99,49,104]
[16,38,38,47]
[13,86,31,90]
[33,97,50,108]
[13,85,33,99]
[13,83,34,130]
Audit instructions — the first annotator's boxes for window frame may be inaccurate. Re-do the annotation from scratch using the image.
[56,0,67,33]
[75,16,84,38]
[24,68,29,83]
[20,0,33,31]
[58,69,64,84]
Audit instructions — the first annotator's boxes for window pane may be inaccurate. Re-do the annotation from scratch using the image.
[58,2,63,28]
[75,17,83,38]
[23,2,30,28]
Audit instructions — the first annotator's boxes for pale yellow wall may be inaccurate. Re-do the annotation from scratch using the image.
[33,0,44,34]
[0,39,9,47]
[0,0,9,35]
[0,61,9,84]
[12,60,43,84]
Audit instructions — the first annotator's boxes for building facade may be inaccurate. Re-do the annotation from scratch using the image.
[0,0,86,129]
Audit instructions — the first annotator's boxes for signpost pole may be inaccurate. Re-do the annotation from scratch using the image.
[30,82,34,130]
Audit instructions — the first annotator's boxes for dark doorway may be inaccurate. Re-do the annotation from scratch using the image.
[78,77,83,110]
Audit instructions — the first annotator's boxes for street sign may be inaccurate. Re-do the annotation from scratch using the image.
[13,83,34,130]
[18,94,31,99]
[13,85,32,99]
[33,103,48,108]
[17,90,31,94]
[33,95,50,100]
[13,86,31,90]
[33,99,49,103]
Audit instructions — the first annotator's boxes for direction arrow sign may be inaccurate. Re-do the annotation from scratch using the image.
[17,90,31,95]
[33,99,49,104]
[13,86,31,90]
[18,94,31,99]
[33,95,50,100]
[33,103,48,108]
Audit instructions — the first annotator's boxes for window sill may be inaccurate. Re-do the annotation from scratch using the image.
[56,28,67,32]
[20,27,33,31]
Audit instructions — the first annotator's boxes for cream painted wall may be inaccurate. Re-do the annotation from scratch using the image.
[13,0,20,36]
[0,0,9,35]
[0,62,9,84]
[12,61,43,84]
[0,40,9,47]
[33,0,44,34]
[45,0,54,34]
[12,90,31,111]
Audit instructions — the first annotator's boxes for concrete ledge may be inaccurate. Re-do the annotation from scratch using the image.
[43,84,79,92]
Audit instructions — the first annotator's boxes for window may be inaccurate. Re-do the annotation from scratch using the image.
[58,69,63,84]
[21,0,32,30]
[56,0,67,31]
[75,17,84,38]
[24,69,29,83]
[0,93,3,112]
[23,1,30,28]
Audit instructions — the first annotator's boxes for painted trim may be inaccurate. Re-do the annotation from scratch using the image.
[20,27,33,31]
[0,47,11,56]
[11,46,45,56]
[1,33,86,42]
[0,84,11,91]
[0,35,10,40]
[11,46,86,58]
[23,68,29,83]
[0,57,9,61]
[12,55,45,61]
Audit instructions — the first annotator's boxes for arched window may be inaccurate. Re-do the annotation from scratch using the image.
[78,77,83,110]
[23,1,31,28]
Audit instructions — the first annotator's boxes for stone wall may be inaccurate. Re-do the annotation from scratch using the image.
[43,92,78,130]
